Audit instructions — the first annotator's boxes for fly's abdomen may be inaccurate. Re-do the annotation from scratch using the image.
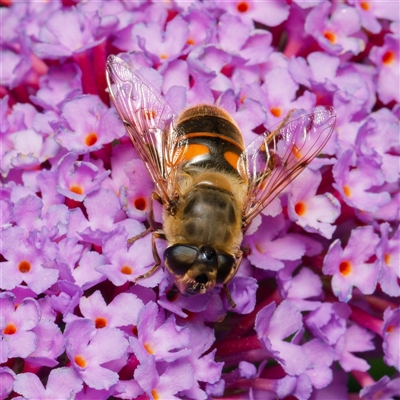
[176,105,245,177]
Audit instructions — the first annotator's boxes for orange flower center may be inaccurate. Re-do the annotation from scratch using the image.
[144,343,154,354]
[270,107,282,117]
[324,31,336,44]
[295,202,306,216]
[85,132,98,146]
[70,184,83,195]
[237,1,249,13]
[3,324,17,335]
[18,260,31,273]
[120,265,133,275]
[360,1,370,10]
[74,355,86,368]
[343,185,351,197]
[95,317,107,329]
[382,51,395,65]
[134,197,147,211]
[339,260,352,276]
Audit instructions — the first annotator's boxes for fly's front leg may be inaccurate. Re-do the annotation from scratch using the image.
[128,192,162,244]
[135,231,166,282]
[224,284,236,309]
[222,250,243,309]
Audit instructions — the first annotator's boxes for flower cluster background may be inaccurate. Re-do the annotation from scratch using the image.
[1,1,399,399]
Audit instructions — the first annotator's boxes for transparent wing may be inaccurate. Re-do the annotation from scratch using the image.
[240,106,336,226]
[106,55,185,204]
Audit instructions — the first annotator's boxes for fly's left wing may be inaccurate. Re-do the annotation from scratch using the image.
[240,106,336,226]
[106,55,185,205]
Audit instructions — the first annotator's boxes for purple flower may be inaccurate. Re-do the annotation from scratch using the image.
[255,300,308,376]
[0,293,40,362]
[0,226,59,294]
[13,368,83,400]
[280,267,323,312]
[120,159,155,222]
[64,319,129,390]
[72,290,144,328]
[323,226,380,302]
[369,33,400,104]
[360,375,400,400]
[217,13,273,66]
[382,307,400,371]
[305,3,365,55]
[336,324,375,372]
[130,302,190,363]
[79,187,143,245]
[56,152,110,202]
[333,150,390,213]
[127,15,189,63]
[30,63,83,112]
[305,302,351,346]
[355,109,399,185]
[244,214,306,272]
[135,357,194,399]
[56,95,126,153]
[1,1,398,398]
[287,168,341,239]
[96,226,162,287]
[0,366,15,400]
[348,0,399,34]
[178,321,223,398]
[71,250,107,290]
[25,318,65,368]
[376,223,400,297]
[34,7,106,59]
[214,0,290,27]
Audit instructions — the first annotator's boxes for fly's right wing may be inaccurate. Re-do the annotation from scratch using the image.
[240,106,336,226]
[106,55,186,205]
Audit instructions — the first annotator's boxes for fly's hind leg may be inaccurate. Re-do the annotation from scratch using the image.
[128,192,163,244]
[135,231,166,282]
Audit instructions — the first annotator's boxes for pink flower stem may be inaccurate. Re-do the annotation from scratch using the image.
[351,370,375,388]
[350,304,383,336]
[215,334,263,357]
[73,50,99,96]
[93,40,108,105]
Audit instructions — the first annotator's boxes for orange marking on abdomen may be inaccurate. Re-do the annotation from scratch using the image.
[182,132,245,151]
[224,151,240,170]
[181,143,210,162]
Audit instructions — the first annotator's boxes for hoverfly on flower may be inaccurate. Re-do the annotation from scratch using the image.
[106,54,336,307]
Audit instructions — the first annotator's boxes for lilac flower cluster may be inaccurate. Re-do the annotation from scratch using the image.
[1,1,399,399]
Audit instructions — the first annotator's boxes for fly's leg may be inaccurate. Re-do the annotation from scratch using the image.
[224,284,236,309]
[128,192,162,244]
[134,231,166,282]
[223,250,243,309]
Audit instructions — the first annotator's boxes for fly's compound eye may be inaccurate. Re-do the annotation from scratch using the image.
[216,253,236,284]
[164,244,198,275]
[198,245,217,265]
